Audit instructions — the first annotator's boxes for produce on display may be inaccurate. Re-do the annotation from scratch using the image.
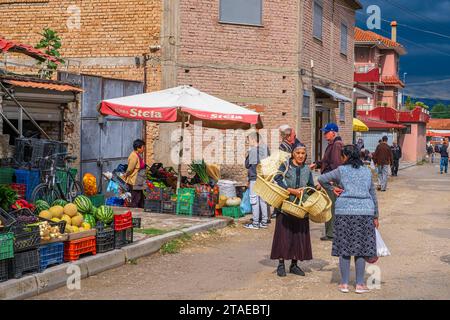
[63,203,78,217]
[73,195,93,214]
[11,199,35,211]
[0,185,18,211]
[188,160,209,184]
[83,214,96,228]
[226,197,242,207]
[35,200,50,213]
[95,205,114,224]
[49,205,64,219]
[52,199,68,207]
[27,221,63,241]
[206,163,221,181]
[16,215,39,224]
[38,210,52,220]
[83,173,98,196]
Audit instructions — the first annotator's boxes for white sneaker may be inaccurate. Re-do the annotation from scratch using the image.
[244,223,260,230]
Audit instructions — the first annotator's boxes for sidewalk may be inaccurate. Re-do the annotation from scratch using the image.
[0,209,233,300]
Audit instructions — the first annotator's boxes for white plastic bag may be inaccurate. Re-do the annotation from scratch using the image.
[376,229,391,257]
[369,160,376,170]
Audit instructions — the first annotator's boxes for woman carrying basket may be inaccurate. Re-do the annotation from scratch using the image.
[317,145,379,294]
[270,142,314,277]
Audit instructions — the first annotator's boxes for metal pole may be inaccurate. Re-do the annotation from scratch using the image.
[0,82,51,140]
[176,112,186,191]
[18,107,23,137]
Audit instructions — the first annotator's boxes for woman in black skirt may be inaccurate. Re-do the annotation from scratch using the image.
[271,142,314,277]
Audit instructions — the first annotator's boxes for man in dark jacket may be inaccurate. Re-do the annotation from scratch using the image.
[372,136,393,191]
[313,123,343,241]
[439,139,449,174]
[390,142,402,176]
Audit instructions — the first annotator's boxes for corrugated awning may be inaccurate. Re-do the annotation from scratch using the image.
[4,79,83,93]
[313,85,352,102]
[359,118,406,130]
[427,130,450,137]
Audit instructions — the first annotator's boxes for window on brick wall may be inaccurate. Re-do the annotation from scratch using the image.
[302,91,311,118]
[219,0,263,26]
[339,102,346,122]
[340,23,348,55]
[313,0,323,40]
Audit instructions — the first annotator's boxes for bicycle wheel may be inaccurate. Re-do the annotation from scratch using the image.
[31,184,61,204]
[66,180,84,202]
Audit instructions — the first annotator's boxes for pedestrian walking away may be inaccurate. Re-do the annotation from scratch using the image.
[439,139,449,174]
[244,132,270,230]
[390,142,402,176]
[271,142,314,277]
[426,142,434,163]
[123,139,146,208]
[318,144,379,294]
[311,123,343,241]
[372,136,393,191]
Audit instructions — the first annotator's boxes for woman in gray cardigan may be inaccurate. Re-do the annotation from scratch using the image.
[318,144,379,294]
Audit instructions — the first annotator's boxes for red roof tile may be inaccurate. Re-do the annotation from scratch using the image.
[4,79,83,93]
[0,37,60,63]
[427,119,450,130]
[381,75,405,87]
[355,28,406,55]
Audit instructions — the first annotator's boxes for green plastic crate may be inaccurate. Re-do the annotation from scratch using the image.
[0,168,15,185]
[222,206,243,219]
[0,232,14,261]
[88,194,105,207]
[177,188,195,204]
[176,199,193,216]
[56,168,78,194]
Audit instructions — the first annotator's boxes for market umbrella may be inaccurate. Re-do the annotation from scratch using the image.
[98,85,263,189]
[353,118,369,132]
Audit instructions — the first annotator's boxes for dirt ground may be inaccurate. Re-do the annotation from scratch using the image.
[33,163,450,300]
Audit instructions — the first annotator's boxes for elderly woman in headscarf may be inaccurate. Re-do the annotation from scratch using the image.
[270,141,314,277]
[279,124,301,153]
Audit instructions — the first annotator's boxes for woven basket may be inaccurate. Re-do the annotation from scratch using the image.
[302,187,331,217]
[257,151,290,177]
[281,192,308,219]
[309,193,332,223]
[254,174,289,208]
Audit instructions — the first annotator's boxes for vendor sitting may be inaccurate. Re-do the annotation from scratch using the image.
[123,139,146,208]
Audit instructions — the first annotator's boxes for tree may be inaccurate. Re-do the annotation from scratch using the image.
[405,96,414,109]
[430,103,450,119]
[415,101,429,110]
[35,28,64,79]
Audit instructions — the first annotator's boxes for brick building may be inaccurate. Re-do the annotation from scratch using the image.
[1,0,361,182]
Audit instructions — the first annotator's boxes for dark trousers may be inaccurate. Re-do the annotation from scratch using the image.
[128,184,144,208]
[391,159,399,176]
[325,188,336,238]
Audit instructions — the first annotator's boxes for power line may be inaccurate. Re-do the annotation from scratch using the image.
[407,78,450,86]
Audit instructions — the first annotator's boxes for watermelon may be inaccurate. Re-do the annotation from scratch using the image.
[90,206,98,216]
[83,214,96,228]
[35,200,50,213]
[52,199,68,207]
[95,205,114,224]
[73,195,92,214]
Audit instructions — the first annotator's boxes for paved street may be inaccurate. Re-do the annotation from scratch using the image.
[33,163,450,300]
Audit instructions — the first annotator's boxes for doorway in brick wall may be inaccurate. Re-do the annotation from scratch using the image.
[315,106,330,162]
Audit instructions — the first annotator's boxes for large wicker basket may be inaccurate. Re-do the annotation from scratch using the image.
[254,174,289,208]
[257,151,290,177]
[302,187,331,217]
[309,194,332,223]
[281,192,308,219]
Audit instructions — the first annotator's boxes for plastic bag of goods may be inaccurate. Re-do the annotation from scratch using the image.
[217,180,237,198]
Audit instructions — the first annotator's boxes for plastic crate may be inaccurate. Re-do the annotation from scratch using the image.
[0,259,10,283]
[12,225,40,253]
[9,248,39,279]
[113,211,133,231]
[161,201,176,214]
[144,199,161,213]
[177,188,196,203]
[114,227,133,249]
[96,225,115,253]
[64,236,96,262]
[9,183,26,200]
[132,217,142,229]
[0,232,14,261]
[14,138,33,166]
[0,208,17,232]
[39,242,64,272]
[222,206,243,219]
[88,194,105,207]
[10,208,66,234]
[193,202,215,217]
[56,168,78,195]
[0,167,15,185]
[14,169,40,201]
[176,199,194,216]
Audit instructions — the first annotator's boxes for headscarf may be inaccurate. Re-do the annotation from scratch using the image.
[292,141,306,151]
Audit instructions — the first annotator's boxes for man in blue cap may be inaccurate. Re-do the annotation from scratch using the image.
[315,122,344,241]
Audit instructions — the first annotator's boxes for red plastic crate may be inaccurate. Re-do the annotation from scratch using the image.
[64,236,96,261]
[10,183,26,199]
[113,211,133,231]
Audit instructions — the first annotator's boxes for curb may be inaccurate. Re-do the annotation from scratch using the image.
[0,217,232,300]
[399,163,416,171]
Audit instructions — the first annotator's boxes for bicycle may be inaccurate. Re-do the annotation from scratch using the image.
[31,152,83,204]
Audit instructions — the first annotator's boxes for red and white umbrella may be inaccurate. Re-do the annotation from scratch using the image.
[98,85,262,129]
[98,85,263,189]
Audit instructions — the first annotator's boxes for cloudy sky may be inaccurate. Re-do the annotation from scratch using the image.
[357,0,450,100]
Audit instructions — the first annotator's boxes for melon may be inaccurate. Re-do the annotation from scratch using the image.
[78,227,85,232]
[71,226,79,233]
[65,225,73,233]
[35,200,50,213]
[83,214,96,229]
[81,222,91,230]
[49,205,64,219]
[61,214,72,226]
[71,215,83,227]
[39,210,52,220]
[73,195,92,214]
[64,203,78,217]
[52,199,68,207]
[51,217,61,223]
[95,205,114,224]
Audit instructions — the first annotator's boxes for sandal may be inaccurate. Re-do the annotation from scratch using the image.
[355,285,370,294]
[338,284,349,293]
